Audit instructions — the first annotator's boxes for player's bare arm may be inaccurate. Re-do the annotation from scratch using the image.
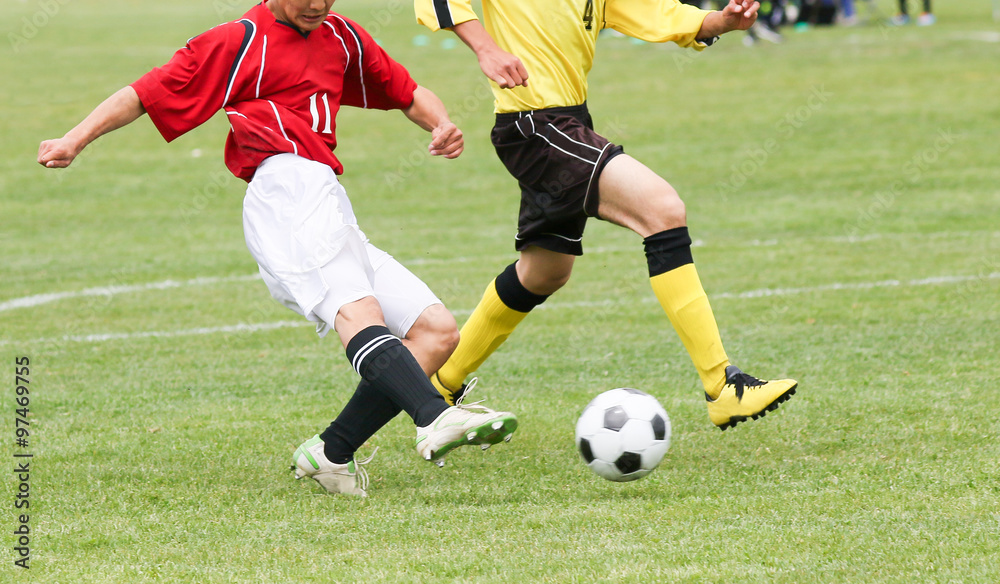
[698,0,760,38]
[451,19,528,89]
[37,86,146,169]
[404,85,465,159]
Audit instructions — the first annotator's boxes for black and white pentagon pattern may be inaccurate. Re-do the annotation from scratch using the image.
[575,388,672,482]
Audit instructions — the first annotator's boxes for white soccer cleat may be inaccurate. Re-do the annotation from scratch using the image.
[414,401,517,463]
[293,435,375,496]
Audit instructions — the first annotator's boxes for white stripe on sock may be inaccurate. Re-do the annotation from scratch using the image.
[351,334,397,375]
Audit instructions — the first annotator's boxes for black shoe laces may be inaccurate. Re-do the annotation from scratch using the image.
[726,370,765,399]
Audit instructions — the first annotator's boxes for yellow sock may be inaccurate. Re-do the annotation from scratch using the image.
[649,264,730,398]
[436,278,530,391]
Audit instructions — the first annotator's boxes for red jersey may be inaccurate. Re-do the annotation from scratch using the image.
[131,1,417,181]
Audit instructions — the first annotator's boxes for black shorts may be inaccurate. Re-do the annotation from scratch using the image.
[492,103,624,256]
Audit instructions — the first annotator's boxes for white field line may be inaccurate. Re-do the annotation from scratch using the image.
[39,320,309,344]
[4,230,996,313]
[2,271,997,348]
[399,230,1000,266]
[712,273,1000,300]
[527,272,1000,309]
[0,274,262,313]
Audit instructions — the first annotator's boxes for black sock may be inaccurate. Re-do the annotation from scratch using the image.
[320,379,401,464]
[495,261,550,311]
[345,325,449,427]
[643,227,694,277]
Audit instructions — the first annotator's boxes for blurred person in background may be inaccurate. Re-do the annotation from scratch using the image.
[891,0,935,25]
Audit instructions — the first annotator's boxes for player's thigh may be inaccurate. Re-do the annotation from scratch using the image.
[596,154,686,237]
[368,245,453,340]
[243,154,362,276]
[309,230,382,342]
[245,155,378,337]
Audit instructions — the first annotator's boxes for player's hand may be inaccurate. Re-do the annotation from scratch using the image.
[720,0,759,31]
[478,47,529,89]
[37,137,83,169]
[429,122,464,159]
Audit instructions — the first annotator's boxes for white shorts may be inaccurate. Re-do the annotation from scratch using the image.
[243,154,441,339]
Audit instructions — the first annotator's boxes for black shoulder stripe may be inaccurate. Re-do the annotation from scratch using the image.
[224,19,256,105]
[335,17,367,108]
[433,0,455,28]
[339,18,364,65]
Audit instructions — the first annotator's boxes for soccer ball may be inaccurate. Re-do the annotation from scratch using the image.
[575,388,671,482]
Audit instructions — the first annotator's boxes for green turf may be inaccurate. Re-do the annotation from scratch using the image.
[3,0,999,582]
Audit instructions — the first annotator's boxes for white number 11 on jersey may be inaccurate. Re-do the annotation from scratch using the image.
[309,92,333,134]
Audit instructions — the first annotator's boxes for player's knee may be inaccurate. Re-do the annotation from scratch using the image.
[664,194,686,224]
[645,188,686,232]
[523,266,571,295]
[518,250,574,295]
[427,326,460,366]
[544,269,572,293]
[414,304,459,356]
[439,325,460,356]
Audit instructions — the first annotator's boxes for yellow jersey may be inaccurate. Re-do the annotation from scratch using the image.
[415,0,711,113]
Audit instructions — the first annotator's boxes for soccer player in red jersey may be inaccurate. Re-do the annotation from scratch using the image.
[38,0,517,496]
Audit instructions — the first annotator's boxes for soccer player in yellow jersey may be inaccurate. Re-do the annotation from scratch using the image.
[415,0,797,430]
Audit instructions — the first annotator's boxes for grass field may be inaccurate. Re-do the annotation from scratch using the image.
[3,0,999,582]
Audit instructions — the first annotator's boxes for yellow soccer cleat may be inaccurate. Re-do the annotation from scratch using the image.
[431,372,474,406]
[706,365,797,430]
